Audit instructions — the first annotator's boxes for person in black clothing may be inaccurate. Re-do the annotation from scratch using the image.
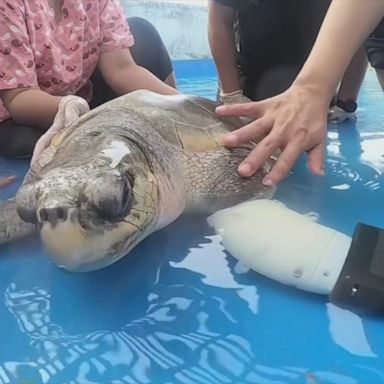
[208,0,368,122]
[364,18,384,91]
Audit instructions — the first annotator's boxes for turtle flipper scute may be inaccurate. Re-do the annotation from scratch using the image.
[0,198,35,244]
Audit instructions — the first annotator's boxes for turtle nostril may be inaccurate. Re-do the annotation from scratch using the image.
[38,207,68,225]
[39,208,49,222]
[57,208,65,220]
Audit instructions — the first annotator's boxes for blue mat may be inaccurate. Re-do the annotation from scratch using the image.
[0,62,383,384]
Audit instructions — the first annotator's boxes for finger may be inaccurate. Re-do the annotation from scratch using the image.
[223,116,273,147]
[64,104,81,127]
[237,134,281,178]
[52,103,66,126]
[78,99,90,114]
[30,142,45,166]
[262,143,302,186]
[0,175,16,188]
[44,120,63,139]
[307,143,325,176]
[64,100,89,127]
[30,135,51,165]
[215,101,265,119]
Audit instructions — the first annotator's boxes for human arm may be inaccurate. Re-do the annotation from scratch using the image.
[0,88,61,128]
[98,49,178,96]
[97,0,178,96]
[292,0,382,102]
[208,0,240,93]
[216,0,384,185]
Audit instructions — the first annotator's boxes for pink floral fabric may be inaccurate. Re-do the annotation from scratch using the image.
[0,0,134,122]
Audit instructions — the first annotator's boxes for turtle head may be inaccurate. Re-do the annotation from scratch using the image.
[16,139,159,272]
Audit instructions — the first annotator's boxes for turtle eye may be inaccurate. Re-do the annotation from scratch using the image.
[84,174,133,222]
[16,182,39,224]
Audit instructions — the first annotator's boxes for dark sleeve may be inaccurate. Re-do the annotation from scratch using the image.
[212,0,241,10]
[213,0,266,9]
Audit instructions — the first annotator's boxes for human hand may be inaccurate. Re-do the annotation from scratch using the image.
[0,175,16,188]
[219,89,252,105]
[219,90,254,124]
[216,83,329,186]
[30,95,90,168]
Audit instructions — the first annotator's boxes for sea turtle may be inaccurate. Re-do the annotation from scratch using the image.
[0,91,276,272]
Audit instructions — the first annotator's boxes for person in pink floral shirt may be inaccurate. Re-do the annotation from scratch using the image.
[0,0,177,158]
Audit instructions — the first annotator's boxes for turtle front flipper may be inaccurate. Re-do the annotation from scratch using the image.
[0,198,35,244]
[184,146,276,213]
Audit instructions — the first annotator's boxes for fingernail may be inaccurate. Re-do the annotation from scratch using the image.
[224,134,238,146]
[238,163,252,176]
[262,178,275,186]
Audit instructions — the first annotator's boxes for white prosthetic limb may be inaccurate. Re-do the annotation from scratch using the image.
[207,199,352,295]
[30,95,90,170]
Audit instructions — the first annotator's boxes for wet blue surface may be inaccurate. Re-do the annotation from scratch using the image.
[0,62,384,383]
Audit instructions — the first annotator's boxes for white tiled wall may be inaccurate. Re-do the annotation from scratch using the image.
[122,0,211,59]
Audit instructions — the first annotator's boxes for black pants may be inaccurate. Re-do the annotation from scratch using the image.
[0,17,173,158]
[236,0,331,101]
[364,18,384,70]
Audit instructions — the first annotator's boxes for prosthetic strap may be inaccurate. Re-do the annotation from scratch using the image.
[330,223,384,314]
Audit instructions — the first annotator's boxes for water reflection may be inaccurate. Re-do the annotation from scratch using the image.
[326,304,376,358]
[0,243,272,383]
[1,213,383,383]
[170,234,259,314]
[328,123,383,192]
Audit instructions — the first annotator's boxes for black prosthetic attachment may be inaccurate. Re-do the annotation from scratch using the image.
[364,19,384,70]
[330,223,384,314]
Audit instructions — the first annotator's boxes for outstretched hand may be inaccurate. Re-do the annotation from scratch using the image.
[216,84,329,186]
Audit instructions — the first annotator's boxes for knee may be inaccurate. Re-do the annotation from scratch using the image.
[127,17,160,41]
[0,120,42,158]
[365,20,384,70]
[365,37,384,70]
